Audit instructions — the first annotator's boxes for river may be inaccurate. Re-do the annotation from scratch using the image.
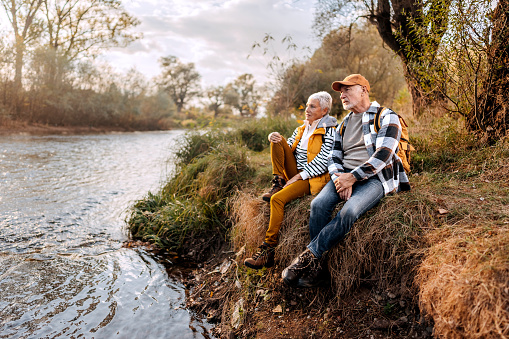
[0,131,213,338]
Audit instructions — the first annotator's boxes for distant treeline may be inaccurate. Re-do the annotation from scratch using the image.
[1,0,507,140]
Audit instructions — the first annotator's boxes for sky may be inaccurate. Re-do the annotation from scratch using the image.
[102,0,320,87]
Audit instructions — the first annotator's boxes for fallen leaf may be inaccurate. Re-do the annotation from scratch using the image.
[438,208,449,215]
[219,259,231,274]
[272,305,283,313]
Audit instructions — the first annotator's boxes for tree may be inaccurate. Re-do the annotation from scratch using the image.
[40,0,141,88]
[224,73,261,118]
[158,56,201,113]
[206,85,225,117]
[249,33,311,111]
[315,0,452,116]
[269,24,406,117]
[469,0,509,141]
[1,0,44,113]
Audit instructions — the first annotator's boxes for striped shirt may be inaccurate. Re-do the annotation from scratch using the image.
[287,120,336,179]
[328,102,410,194]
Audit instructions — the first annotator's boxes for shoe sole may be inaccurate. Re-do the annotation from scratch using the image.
[282,276,298,286]
[262,196,270,202]
[281,268,300,286]
[295,278,329,288]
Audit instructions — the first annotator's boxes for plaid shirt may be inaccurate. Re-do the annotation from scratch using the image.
[328,102,410,194]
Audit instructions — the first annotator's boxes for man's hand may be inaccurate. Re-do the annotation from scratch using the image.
[338,186,352,201]
[284,173,302,187]
[334,173,356,200]
[268,132,282,143]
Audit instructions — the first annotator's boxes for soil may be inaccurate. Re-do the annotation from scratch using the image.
[180,248,435,339]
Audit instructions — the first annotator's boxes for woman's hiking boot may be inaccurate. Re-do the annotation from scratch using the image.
[244,243,275,269]
[262,175,286,202]
[281,249,319,286]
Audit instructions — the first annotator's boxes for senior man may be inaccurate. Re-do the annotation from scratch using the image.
[281,74,411,287]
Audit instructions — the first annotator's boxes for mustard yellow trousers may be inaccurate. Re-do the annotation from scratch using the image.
[265,139,310,246]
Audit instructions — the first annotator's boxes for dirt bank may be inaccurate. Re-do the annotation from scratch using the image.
[182,248,434,339]
[0,121,136,136]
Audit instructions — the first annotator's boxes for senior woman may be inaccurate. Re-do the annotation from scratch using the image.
[244,91,337,269]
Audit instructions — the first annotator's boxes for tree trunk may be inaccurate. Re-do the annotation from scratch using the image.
[13,38,25,116]
[468,0,509,141]
[370,0,451,117]
[402,63,448,117]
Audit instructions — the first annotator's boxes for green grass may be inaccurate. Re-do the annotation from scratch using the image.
[125,116,299,253]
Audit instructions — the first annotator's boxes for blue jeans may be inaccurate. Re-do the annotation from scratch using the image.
[307,176,384,258]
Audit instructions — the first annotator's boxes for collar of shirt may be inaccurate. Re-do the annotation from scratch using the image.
[300,119,320,151]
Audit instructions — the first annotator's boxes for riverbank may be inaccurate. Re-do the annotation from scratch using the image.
[125,116,509,338]
[0,120,140,135]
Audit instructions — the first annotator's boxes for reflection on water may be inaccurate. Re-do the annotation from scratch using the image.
[0,131,213,338]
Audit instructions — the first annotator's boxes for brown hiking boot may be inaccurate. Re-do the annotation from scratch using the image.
[244,243,275,269]
[262,175,286,202]
[281,249,319,286]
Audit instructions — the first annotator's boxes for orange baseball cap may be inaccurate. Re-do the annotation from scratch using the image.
[332,74,370,92]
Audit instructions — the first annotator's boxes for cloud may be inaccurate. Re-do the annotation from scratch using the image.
[104,0,319,87]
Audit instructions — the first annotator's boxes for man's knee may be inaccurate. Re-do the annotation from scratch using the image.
[339,203,368,222]
[310,196,324,213]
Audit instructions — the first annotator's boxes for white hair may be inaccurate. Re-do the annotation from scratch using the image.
[308,91,332,114]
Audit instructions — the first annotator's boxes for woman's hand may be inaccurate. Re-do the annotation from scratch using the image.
[283,173,302,188]
[268,132,282,143]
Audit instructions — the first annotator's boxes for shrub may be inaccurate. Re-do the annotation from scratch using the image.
[126,140,254,255]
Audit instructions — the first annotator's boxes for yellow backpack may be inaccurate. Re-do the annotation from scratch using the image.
[340,107,415,173]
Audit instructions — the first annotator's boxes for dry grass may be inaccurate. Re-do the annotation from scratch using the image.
[328,190,434,299]
[228,129,509,338]
[417,224,509,338]
[229,189,313,265]
[230,185,435,299]
[230,189,270,254]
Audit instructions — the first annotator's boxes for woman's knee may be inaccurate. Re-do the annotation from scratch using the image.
[270,191,292,207]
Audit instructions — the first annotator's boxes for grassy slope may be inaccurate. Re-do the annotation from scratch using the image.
[126,115,508,338]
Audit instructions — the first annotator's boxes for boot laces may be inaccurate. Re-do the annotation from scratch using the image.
[252,245,271,260]
[289,251,315,272]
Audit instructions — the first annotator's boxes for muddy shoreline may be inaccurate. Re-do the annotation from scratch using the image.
[180,249,434,339]
[133,237,434,339]
[0,121,154,136]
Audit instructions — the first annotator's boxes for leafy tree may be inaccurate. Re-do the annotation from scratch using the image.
[314,0,452,116]
[1,0,141,116]
[40,0,140,88]
[158,55,201,113]
[206,85,225,117]
[249,34,311,109]
[224,73,261,118]
[1,0,44,112]
[269,24,406,117]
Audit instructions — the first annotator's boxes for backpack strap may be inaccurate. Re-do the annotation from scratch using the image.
[340,107,385,136]
[374,106,385,133]
[339,121,345,136]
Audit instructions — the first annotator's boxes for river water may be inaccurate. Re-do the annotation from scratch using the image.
[0,131,213,338]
